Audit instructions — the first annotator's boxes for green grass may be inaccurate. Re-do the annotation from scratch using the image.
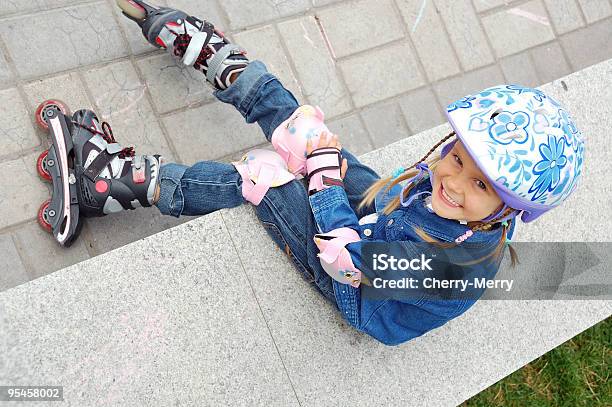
[462,316,611,407]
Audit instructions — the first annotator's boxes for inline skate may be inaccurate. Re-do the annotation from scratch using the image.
[115,0,249,90]
[35,100,162,247]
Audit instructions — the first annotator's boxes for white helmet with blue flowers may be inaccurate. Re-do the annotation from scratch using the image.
[444,84,585,223]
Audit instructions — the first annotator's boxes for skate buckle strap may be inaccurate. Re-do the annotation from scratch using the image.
[84,147,118,182]
[206,44,245,84]
[182,21,215,66]
[132,155,146,184]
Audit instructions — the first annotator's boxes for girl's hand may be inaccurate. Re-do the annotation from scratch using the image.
[306,131,348,179]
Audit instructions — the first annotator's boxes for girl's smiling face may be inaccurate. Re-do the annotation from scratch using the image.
[431,140,504,222]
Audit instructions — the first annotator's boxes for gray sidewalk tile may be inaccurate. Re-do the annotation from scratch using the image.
[316,0,404,58]
[0,152,50,229]
[0,50,11,87]
[435,0,495,71]
[234,26,304,101]
[398,87,446,134]
[499,51,540,87]
[473,0,510,12]
[0,87,40,157]
[433,64,505,106]
[361,101,411,149]
[0,233,28,292]
[312,0,343,5]
[0,212,299,406]
[0,2,128,79]
[397,0,461,81]
[481,0,555,58]
[135,54,215,115]
[560,18,612,70]
[162,101,264,164]
[0,0,91,16]
[23,72,92,117]
[327,114,374,156]
[278,16,351,118]
[219,0,311,30]
[12,221,90,281]
[339,41,425,107]
[543,0,585,34]
[82,60,175,160]
[577,0,612,23]
[165,0,224,27]
[530,42,571,84]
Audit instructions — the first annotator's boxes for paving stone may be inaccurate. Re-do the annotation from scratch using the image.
[219,0,311,30]
[23,72,92,117]
[543,0,585,34]
[560,18,612,70]
[0,233,28,292]
[530,42,572,84]
[0,49,11,87]
[12,221,90,281]
[339,41,425,107]
[0,2,128,79]
[162,101,264,164]
[0,0,91,16]
[398,87,446,134]
[135,54,216,115]
[83,60,175,161]
[165,0,224,27]
[326,114,373,156]
[435,0,495,71]
[433,64,505,107]
[481,0,555,58]
[397,0,460,81]
[278,16,351,118]
[0,152,51,229]
[311,0,343,5]
[577,0,612,23]
[500,51,540,87]
[473,0,510,12]
[315,0,404,58]
[234,25,304,101]
[361,101,410,149]
[0,88,40,157]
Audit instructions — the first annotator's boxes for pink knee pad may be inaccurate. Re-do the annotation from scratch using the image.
[314,227,362,288]
[271,105,331,177]
[232,149,295,205]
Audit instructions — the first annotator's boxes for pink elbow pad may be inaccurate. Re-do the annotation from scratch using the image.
[314,227,362,288]
[232,149,295,205]
[271,105,331,177]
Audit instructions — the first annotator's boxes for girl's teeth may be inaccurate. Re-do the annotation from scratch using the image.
[442,187,460,206]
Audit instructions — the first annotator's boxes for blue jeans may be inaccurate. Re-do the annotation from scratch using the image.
[155,60,380,305]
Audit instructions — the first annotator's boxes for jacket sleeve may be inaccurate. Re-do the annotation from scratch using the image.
[308,185,360,233]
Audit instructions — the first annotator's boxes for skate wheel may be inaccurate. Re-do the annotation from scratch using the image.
[36,150,52,182]
[37,199,53,234]
[116,0,146,21]
[35,99,70,131]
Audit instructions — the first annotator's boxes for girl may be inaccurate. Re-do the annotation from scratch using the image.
[50,1,584,346]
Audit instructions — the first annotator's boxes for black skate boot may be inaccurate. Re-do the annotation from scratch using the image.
[116,0,249,90]
[35,100,162,247]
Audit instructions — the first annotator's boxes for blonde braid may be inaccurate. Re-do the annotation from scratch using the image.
[409,132,456,172]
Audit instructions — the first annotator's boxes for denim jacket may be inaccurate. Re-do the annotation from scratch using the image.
[308,177,516,346]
